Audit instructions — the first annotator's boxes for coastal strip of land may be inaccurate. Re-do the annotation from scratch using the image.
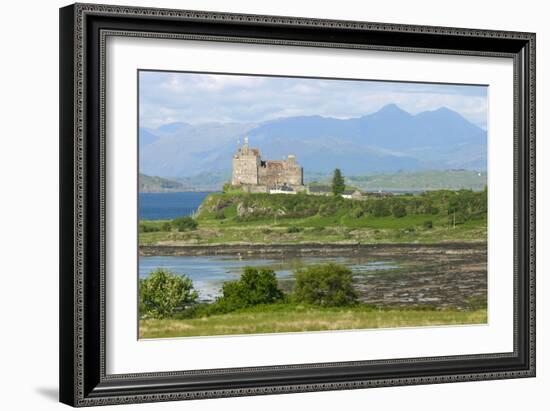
[140,241,486,257]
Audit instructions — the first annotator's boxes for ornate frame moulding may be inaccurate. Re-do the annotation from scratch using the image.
[59,3,535,407]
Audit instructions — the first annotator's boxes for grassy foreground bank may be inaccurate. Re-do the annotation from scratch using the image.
[139,304,487,338]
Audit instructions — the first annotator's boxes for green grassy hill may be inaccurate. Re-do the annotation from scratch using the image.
[139,190,487,246]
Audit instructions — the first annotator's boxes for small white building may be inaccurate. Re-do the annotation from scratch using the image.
[342,189,364,199]
[269,186,297,195]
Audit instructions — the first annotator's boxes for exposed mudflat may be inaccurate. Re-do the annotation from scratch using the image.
[140,242,487,310]
[350,244,487,310]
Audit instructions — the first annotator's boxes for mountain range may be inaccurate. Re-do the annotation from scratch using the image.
[139,104,487,179]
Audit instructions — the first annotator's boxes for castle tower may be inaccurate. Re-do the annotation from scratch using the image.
[231,137,260,185]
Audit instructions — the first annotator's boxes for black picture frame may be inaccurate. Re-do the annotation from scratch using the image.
[59,3,536,407]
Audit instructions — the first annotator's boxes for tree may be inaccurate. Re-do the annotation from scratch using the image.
[331,168,345,196]
[293,263,357,306]
[139,269,198,319]
[215,267,284,312]
[172,216,198,231]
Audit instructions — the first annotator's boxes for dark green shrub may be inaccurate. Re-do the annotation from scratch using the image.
[172,216,198,231]
[371,200,391,217]
[287,226,302,233]
[293,263,357,306]
[392,203,407,218]
[423,220,433,229]
[215,267,284,312]
[426,205,439,215]
[139,223,160,233]
[162,222,171,231]
[352,207,364,218]
[139,269,198,319]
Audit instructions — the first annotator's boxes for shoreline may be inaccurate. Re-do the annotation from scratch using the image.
[139,241,487,257]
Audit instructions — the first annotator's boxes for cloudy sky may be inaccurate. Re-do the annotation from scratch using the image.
[139,71,488,130]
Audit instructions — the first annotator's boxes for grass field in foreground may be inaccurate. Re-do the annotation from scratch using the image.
[139,305,487,338]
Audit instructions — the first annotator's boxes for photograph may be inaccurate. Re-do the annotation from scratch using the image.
[55,1,537,407]
[137,71,489,339]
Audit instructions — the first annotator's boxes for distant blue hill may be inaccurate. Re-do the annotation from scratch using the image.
[139,104,487,177]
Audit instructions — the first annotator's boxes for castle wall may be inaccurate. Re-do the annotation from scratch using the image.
[231,143,304,189]
[258,160,303,188]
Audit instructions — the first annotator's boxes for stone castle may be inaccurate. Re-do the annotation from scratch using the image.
[231,137,305,193]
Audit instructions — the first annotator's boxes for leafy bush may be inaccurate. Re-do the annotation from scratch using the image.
[172,216,198,231]
[215,267,284,312]
[352,207,365,218]
[139,269,198,319]
[426,205,439,215]
[162,222,171,231]
[287,226,302,233]
[423,220,433,229]
[139,223,160,233]
[293,263,357,306]
[371,200,391,217]
[392,203,407,218]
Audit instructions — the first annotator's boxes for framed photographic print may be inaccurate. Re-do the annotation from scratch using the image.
[59,3,536,407]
